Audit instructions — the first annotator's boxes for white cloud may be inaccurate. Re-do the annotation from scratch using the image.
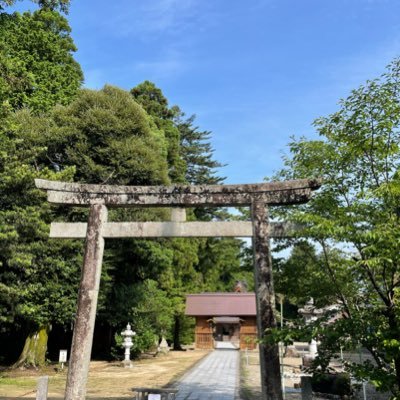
[95,0,210,81]
[105,0,204,39]
[133,57,185,80]
[140,0,197,33]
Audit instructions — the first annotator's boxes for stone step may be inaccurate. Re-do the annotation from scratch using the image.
[214,341,238,350]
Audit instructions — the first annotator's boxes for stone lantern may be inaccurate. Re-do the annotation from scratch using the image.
[298,298,323,363]
[121,323,136,368]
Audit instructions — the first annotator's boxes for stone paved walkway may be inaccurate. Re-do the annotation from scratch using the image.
[175,350,239,400]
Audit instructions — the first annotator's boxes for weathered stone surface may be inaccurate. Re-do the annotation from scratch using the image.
[285,345,300,357]
[35,178,321,207]
[301,376,313,400]
[64,204,107,400]
[49,221,300,239]
[36,376,48,400]
[34,178,320,400]
[157,337,169,355]
[170,208,186,221]
[35,178,321,194]
[252,201,283,400]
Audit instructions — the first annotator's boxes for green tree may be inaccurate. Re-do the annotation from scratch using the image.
[173,109,248,300]
[159,238,202,349]
[197,237,251,292]
[0,9,83,114]
[2,85,172,365]
[41,85,178,357]
[44,85,169,185]
[131,81,186,183]
[276,57,400,396]
[131,280,174,354]
[274,241,352,308]
[129,81,244,352]
[175,110,225,220]
[0,0,70,13]
[175,111,224,186]
[0,112,81,367]
[99,236,177,355]
[131,82,208,350]
[0,4,82,366]
[112,279,175,359]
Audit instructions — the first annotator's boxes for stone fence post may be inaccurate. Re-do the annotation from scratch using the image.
[301,376,312,400]
[36,376,48,400]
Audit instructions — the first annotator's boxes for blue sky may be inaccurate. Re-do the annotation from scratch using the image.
[14,0,400,183]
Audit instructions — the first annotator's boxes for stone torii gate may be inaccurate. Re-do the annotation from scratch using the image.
[35,178,320,400]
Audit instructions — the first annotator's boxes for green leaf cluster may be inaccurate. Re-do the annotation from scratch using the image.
[0,0,70,14]
[275,57,400,395]
[0,0,245,363]
[0,9,82,114]
[0,118,81,332]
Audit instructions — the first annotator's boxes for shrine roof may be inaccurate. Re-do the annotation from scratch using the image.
[185,293,256,316]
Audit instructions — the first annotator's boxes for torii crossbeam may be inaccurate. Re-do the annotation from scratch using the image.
[35,178,320,400]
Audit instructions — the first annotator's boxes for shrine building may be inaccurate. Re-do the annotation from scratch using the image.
[185,292,257,350]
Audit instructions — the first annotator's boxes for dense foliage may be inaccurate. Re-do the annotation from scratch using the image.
[44,85,170,186]
[131,81,185,183]
[0,116,81,365]
[0,0,247,365]
[130,81,245,350]
[0,0,70,13]
[0,9,82,114]
[0,2,83,366]
[274,58,400,396]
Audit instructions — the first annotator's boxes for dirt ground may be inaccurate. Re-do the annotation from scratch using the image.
[0,349,336,400]
[0,350,210,399]
[240,350,330,400]
[241,350,300,400]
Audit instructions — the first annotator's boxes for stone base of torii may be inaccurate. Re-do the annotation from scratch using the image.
[35,178,320,400]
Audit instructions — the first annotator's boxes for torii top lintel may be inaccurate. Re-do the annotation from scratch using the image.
[35,178,321,207]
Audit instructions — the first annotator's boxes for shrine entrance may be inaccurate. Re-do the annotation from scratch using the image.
[35,178,320,400]
[214,317,240,341]
[213,317,241,349]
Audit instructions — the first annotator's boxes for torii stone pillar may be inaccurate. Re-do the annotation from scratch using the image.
[35,178,320,400]
[252,201,281,399]
[64,204,107,400]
